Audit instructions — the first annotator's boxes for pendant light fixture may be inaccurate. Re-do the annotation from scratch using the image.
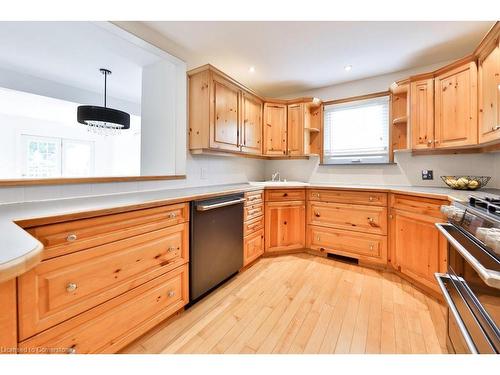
[77,68,130,135]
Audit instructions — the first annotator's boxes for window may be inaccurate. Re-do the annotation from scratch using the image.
[22,135,94,178]
[323,95,390,164]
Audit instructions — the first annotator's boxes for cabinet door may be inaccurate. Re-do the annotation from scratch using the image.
[263,103,287,155]
[434,62,478,148]
[265,201,305,252]
[390,209,447,293]
[478,45,500,144]
[210,74,241,152]
[241,93,263,154]
[243,229,264,266]
[410,78,435,149]
[287,103,304,155]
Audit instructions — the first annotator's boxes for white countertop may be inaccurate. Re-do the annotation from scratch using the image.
[1,181,499,282]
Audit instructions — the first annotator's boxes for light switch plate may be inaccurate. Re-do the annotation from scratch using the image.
[200,167,208,180]
[422,170,433,180]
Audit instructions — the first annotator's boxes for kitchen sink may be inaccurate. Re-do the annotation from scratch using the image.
[249,181,309,187]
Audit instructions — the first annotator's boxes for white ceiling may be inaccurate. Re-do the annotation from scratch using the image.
[145,21,494,97]
[0,22,163,104]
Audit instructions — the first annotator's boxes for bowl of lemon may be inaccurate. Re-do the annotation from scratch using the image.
[441,176,491,190]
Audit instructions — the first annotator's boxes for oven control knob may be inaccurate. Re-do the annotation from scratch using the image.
[452,208,465,221]
[440,205,453,217]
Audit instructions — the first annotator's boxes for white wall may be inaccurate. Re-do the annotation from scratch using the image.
[0,153,265,203]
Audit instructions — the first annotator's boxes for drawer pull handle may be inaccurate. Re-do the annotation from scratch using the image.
[67,347,76,354]
[369,196,374,202]
[168,212,177,219]
[66,283,78,292]
[167,247,176,253]
[167,290,176,298]
[312,193,320,198]
[66,233,77,242]
[368,217,374,223]
[314,212,321,217]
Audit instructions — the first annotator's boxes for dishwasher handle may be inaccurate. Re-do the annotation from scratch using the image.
[196,197,245,211]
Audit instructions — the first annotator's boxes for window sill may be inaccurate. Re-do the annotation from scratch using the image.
[319,162,398,166]
[0,175,186,187]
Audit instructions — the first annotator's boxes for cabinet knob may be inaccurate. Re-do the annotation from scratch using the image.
[167,290,176,298]
[316,236,321,241]
[369,244,374,251]
[313,193,320,198]
[66,347,76,354]
[167,247,176,253]
[369,196,374,202]
[283,193,288,197]
[427,140,433,145]
[368,217,375,223]
[314,212,321,217]
[168,212,177,219]
[389,214,393,219]
[66,282,77,292]
[66,233,77,242]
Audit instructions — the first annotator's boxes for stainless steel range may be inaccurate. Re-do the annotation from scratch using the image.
[437,196,500,354]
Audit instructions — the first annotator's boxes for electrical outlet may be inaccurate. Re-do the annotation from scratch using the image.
[200,167,208,180]
[422,170,433,180]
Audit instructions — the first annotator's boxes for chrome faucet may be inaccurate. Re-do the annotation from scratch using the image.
[271,171,281,182]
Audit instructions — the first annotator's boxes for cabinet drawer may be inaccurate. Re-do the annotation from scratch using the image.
[18,223,188,340]
[307,201,387,235]
[390,194,447,218]
[19,264,188,354]
[244,215,264,236]
[244,229,264,266]
[307,225,387,264]
[244,203,264,221]
[245,190,264,206]
[265,189,305,202]
[308,189,387,206]
[27,203,189,260]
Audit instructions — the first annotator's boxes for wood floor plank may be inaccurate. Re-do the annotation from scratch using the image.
[122,254,448,354]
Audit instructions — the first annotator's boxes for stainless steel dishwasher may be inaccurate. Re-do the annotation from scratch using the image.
[189,193,244,303]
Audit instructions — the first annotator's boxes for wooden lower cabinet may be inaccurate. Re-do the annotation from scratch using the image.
[243,229,265,266]
[19,264,188,354]
[17,223,189,340]
[390,208,447,293]
[307,225,387,264]
[265,201,305,253]
[0,279,17,353]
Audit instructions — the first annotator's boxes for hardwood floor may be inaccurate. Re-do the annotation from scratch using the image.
[121,254,449,354]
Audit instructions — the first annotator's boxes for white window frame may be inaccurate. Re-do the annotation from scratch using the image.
[323,94,390,165]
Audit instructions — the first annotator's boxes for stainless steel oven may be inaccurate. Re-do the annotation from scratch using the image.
[437,197,500,354]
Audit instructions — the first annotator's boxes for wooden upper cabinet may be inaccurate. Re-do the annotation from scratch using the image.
[410,78,434,149]
[478,43,500,144]
[263,103,287,155]
[287,103,304,155]
[210,74,241,152]
[434,61,478,148]
[240,92,263,155]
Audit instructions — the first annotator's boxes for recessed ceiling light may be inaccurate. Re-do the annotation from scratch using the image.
[248,66,255,73]
[344,65,352,72]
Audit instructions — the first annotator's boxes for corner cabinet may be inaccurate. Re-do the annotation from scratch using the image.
[478,40,500,144]
[287,103,304,155]
[389,194,448,294]
[434,61,478,148]
[410,78,434,149]
[263,103,287,155]
[188,65,262,155]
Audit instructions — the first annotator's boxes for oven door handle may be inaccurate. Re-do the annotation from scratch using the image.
[196,198,245,211]
[434,273,478,354]
[435,223,500,289]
